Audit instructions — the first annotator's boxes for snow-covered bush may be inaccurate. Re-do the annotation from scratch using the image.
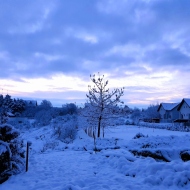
[125,119,134,125]
[52,115,77,143]
[21,107,36,118]
[113,117,126,126]
[34,106,70,127]
[51,114,76,126]
[139,122,190,132]
[0,124,25,183]
[127,135,190,162]
[35,110,53,126]
[59,121,77,143]
[41,141,59,153]
[7,118,32,130]
[133,133,146,139]
[131,108,142,124]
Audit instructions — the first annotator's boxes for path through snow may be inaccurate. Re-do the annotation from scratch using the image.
[1,150,142,190]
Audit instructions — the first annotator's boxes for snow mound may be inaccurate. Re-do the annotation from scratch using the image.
[127,134,190,162]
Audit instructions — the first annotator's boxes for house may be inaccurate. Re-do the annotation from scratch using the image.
[177,98,190,120]
[157,103,180,122]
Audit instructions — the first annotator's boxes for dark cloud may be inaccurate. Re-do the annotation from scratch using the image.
[145,47,190,66]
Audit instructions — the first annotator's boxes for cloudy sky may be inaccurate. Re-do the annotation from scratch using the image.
[0,0,190,108]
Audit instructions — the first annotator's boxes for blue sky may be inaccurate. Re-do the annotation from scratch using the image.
[0,0,190,108]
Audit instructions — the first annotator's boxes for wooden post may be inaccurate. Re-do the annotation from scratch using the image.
[26,141,32,172]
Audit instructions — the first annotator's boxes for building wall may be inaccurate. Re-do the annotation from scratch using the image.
[159,105,180,122]
[179,102,190,119]
[159,106,166,119]
[171,106,180,120]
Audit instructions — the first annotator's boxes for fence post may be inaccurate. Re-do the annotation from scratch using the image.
[26,141,32,172]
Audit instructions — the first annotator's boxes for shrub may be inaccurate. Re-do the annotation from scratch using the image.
[52,115,77,143]
[35,110,53,126]
[138,122,190,132]
[0,124,25,183]
[7,118,32,130]
[133,133,146,139]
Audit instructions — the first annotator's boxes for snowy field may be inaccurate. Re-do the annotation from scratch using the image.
[1,125,190,190]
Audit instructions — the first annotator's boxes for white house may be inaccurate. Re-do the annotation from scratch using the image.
[157,103,180,122]
[177,98,190,120]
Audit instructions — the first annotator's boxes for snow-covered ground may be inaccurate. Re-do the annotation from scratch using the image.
[1,125,190,190]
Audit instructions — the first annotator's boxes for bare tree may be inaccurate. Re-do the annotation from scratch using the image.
[144,104,160,120]
[131,107,142,124]
[85,73,124,138]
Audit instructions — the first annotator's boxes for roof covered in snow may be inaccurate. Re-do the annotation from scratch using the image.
[158,103,179,111]
[184,98,190,107]
[177,98,190,110]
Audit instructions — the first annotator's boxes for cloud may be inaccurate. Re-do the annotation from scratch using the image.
[64,28,99,44]
[34,52,65,62]
[0,0,190,107]
[0,1,55,34]
[105,44,143,58]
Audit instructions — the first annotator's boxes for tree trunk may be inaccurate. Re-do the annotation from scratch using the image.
[97,116,101,137]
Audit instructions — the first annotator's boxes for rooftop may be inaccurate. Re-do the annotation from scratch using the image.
[159,103,179,111]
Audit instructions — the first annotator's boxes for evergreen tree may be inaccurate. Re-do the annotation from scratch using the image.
[2,94,14,115]
[0,107,7,124]
[12,99,26,114]
[0,94,3,107]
